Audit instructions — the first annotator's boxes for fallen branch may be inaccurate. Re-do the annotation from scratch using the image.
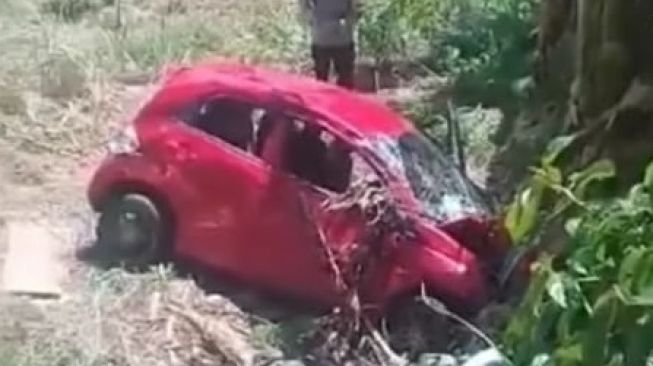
[363,317,408,366]
[298,175,414,365]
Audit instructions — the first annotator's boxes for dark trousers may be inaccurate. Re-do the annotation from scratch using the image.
[311,43,355,89]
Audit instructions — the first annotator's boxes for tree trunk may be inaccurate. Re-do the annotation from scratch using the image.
[487,0,653,202]
[571,0,653,187]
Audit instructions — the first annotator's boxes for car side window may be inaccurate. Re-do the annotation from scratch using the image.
[253,112,354,194]
[180,98,256,153]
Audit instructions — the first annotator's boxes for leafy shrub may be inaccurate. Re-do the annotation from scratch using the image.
[504,161,653,365]
[359,0,536,108]
[504,135,617,245]
[358,0,426,64]
[428,0,536,108]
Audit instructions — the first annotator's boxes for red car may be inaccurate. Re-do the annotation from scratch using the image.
[86,62,511,314]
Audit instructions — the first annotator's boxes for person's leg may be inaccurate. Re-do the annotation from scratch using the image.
[311,44,331,82]
[334,43,355,89]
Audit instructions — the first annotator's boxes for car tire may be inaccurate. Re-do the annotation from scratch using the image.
[95,193,171,269]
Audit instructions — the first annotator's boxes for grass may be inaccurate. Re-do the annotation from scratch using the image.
[0,261,285,366]
[0,0,307,157]
[0,1,308,364]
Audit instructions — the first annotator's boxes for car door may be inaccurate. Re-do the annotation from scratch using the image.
[244,113,375,304]
[226,112,345,303]
[295,151,399,305]
[143,96,270,273]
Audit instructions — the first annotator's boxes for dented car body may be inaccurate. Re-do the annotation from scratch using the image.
[87,62,511,314]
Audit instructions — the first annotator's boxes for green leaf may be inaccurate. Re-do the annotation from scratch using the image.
[504,256,553,354]
[582,290,619,366]
[532,165,563,187]
[547,273,567,308]
[530,354,552,366]
[631,250,653,298]
[624,311,653,366]
[512,76,535,98]
[607,355,625,366]
[564,217,581,236]
[505,184,546,243]
[532,302,562,357]
[628,183,645,198]
[552,343,583,366]
[568,159,616,199]
[620,293,653,306]
[624,183,652,211]
[643,160,653,189]
[618,248,645,291]
[542,135,576,166]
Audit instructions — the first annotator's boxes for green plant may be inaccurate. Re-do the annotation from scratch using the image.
[358,0,536,111]
[103,19,224,72]
[504,134,618,245]
[503,161,653,366]
[434,0,536,108]
[357,0,421,64]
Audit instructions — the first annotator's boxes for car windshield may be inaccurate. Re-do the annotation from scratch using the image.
[368,132,490,222]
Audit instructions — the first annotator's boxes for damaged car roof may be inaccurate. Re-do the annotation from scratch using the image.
[144,61,416,139]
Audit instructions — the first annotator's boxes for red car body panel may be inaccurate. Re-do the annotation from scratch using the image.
[88,62,509,314]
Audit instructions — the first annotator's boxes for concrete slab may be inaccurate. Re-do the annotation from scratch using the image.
[1,221,65,298]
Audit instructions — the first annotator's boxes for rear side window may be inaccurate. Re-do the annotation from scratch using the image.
[254,112,355,194]
[179,98,256,153]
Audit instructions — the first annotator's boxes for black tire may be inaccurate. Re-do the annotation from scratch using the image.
[94,193,171,269]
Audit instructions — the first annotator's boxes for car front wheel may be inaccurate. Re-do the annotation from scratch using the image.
[94,193,170,268]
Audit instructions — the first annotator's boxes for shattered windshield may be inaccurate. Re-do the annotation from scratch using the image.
[369,133,490,222]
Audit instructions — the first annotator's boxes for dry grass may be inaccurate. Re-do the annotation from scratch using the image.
[0,0,308,160]
[0,209,290,366]
[0,1,310,365]
[0,265,282,366]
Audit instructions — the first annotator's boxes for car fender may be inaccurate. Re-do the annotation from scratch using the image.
[408,225,490,314]
[87,153,189,229]
[358,225,491,315]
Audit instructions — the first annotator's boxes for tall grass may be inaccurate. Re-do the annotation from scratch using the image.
[1,3,309,363]
[0,0,307,158]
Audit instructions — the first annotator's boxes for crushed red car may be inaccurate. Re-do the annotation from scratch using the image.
[85,62,513,314]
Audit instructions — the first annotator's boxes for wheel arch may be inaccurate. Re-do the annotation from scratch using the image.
[93,180,177,240]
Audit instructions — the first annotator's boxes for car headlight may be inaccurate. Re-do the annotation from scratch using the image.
[107,125,139,154]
